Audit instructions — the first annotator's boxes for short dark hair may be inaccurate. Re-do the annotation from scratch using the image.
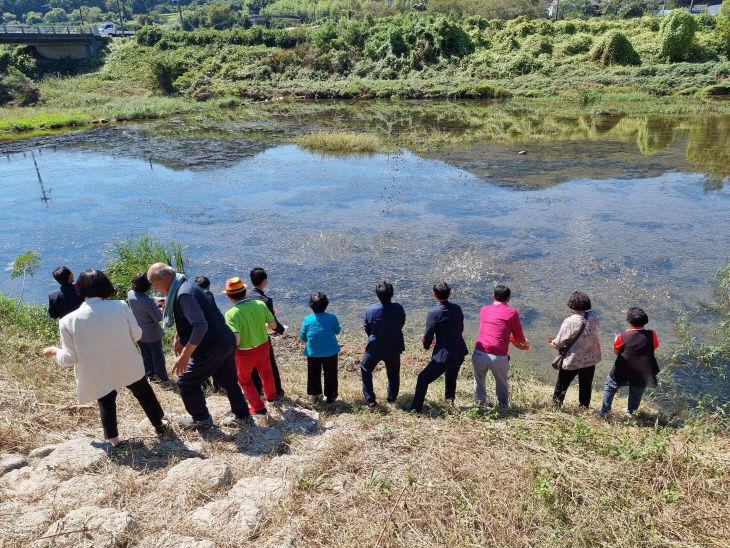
[250,268,267,287]
[433,282,451,300]
[375,281,393,303]
[194,276,210,290]
[626,307,649,327]
[75,269,115,299]
[567,291,592,311]
[53,266,72,285]
[309,292,329,313]
[493,285,511,302]
[131,272,151,293]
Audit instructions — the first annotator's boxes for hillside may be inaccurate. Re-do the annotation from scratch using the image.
[4,10,730,133]
[1,306,729,547]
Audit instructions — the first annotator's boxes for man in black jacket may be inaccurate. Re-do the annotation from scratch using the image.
[248,268,286,398]
[147,262,252,429]
[48,266,83,319]
[403,282,468,413]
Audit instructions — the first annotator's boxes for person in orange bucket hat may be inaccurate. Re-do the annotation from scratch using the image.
[222,277,279,416]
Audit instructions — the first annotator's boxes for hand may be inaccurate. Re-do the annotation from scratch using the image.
[173,337,183,356]
[172,353,188,376]
[42,346,58,358]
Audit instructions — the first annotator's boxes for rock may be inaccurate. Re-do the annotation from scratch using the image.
[190,497,261,535]
[518,150,526,155]
[159,440,205,456]
[1,466,62,500]
[229,476,289,506]
[235,427,283,456]
[0,501,53,541]
[36,438,108,473]
[0,453,28,475]
[278,406,320,434]
[159,458,232,493]
[140,533,218,548]
[45,475,116,510]
[34,506,136,548]
[262,455,308,478]
[28,445,57,459]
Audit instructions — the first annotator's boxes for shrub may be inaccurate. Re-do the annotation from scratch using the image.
[717,0,730,56]
[136,26,163,47]
[522,35,553,56]
[0,68,39,106]
[147,55,187,94]
[562,33,593,55]
[104,236,188,300]
[659,9,697,62]
[505,52,542,75]
[590,31,640,66]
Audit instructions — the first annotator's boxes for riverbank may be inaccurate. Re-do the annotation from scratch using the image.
[1,300,729,546]
[4,12,730,136]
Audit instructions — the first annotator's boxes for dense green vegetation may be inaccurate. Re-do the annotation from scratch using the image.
[3,6,730,131]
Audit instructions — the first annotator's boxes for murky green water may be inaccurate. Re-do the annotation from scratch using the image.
[2,101,729,384]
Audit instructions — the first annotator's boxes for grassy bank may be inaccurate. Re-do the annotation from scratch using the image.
[1,299,729,546]
[4,12,730,135]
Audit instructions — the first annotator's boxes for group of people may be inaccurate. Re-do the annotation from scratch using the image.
[42,264,660,446]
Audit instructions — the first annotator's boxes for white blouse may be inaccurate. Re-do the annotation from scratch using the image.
[56,298,146,404]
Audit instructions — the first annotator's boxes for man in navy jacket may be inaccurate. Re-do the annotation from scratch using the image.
[48,266,83,319]
[403,282,468,413]
[360,281,406,406]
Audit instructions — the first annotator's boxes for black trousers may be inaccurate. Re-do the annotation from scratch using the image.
[251,336,284,396]
[307,354,338,399]
[410,359,463,412]
[177,347,250,421]
[97,377,164,440]
[553,365,595,407]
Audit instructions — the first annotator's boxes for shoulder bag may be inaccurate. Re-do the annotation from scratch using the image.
[551,314,588,370]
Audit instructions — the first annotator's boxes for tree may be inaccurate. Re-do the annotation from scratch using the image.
[44,8,69,24]
[10,251,40,311]
[717,0,730,56]
[25,11,43,24]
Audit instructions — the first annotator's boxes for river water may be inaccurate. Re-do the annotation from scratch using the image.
[2,101,729,384]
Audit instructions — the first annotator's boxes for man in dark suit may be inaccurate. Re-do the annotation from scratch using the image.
[48,266,84,319]
[403,282,468,413]
[248,268,286,398]
[361,281,406,406]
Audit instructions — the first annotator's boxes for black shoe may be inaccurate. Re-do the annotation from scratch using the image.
[154,418,171,436]
[255,409,268,416]
[401,404,420,413]
[275,390,286,399]
[325,397,337,404]
[386,398,396,404]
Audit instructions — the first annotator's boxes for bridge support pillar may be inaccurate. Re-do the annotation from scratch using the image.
[34,39,105,60]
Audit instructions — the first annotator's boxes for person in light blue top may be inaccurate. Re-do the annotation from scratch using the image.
[300,292,341,403]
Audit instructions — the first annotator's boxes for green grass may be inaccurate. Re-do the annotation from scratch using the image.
[294,130,393,155]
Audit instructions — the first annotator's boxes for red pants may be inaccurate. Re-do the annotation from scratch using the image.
[235,341,276,414]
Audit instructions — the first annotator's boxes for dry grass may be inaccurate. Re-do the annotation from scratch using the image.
[1,316,729,547]
[293,131,393,155]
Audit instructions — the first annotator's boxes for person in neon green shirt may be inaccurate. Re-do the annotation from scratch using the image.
[222,277,277,416]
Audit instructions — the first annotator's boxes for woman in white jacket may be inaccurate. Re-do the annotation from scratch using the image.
[42,269,168,447]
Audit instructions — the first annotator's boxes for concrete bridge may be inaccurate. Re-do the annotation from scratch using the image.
[0,25,105,59]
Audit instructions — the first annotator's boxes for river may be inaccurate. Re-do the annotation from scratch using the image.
[2,101,729,385]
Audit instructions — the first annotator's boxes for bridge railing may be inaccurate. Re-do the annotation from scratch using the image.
[0,25,94,36]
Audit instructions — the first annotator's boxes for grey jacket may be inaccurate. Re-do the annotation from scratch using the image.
[127,290,164,343]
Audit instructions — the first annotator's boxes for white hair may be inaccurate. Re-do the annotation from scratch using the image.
[148,263,176,281]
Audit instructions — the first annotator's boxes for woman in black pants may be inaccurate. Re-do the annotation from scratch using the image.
[43,270,169,447]
[547,291,602,408]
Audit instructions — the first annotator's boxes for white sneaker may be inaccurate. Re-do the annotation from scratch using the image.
[623,408,633,417]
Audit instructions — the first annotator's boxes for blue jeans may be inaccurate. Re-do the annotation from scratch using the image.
[138,339,169,382]
[600,374,646,414]
[361,351,401,403]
